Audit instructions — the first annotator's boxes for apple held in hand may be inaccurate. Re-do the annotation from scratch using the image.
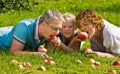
[78,32,88,41]
[113,60,120,66]
[50,35,58,41]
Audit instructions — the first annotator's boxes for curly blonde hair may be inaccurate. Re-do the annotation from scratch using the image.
[76,9,104,30]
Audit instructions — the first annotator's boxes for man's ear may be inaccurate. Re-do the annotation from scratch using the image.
[41,22,47,26]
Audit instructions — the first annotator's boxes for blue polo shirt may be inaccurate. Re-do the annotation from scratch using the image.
[0,17,46,51]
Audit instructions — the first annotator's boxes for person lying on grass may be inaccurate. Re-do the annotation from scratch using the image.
[45,13,84,52]
[76,9,120,58]
[0,9,64,58]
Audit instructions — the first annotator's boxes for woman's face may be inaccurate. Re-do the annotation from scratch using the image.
[78,19,97,38]
[61,21,75,38]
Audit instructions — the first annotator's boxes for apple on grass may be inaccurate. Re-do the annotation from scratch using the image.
[44,59,55,65]
[113,60,120,66]
[84,48,93,54]
[22,62,32,68]
[76,60,82,64]
[93,61,101,66]
[78,32,88,41]
[108,69,116,74]
[10,60,19,65]
[37,66,46,71]
[89,59,96,64]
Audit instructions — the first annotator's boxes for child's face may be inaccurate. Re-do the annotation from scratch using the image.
[78,19,96,38]
[61,21,75,38]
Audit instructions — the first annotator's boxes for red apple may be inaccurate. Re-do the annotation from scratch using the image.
[113,60,120,66]
[22,62,32,68]
[78,32,88,41]
[38,45,47,52]
[108,69,116,74]
[50,35,57,41]
[44,59,55,65]
[94,61,101,66]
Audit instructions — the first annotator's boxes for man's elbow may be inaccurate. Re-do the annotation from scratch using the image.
[10,49,17,56]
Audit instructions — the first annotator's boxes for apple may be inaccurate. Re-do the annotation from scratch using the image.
[89,59,95,64]
[113,60,120,66]
[84,48,93,54]
[37,66,46,71]
[10,60,19,65]
[76,60,82,64]
[91,64,96,68]
[19,64,25,70]
[38,45,47,52]
[22,62,32,68]
[78,32,88,41]
[44,59,55,65]
[50,35,58,41]
[108,69,116,74]
[94,61,101,66]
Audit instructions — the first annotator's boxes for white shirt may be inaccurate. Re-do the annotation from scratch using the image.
[103,20,120,56]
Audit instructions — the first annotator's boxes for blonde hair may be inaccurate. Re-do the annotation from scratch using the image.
[76,9,104,30]
[63,13,77,28]
[39,9,65,24]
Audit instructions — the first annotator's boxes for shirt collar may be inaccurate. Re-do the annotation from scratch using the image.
[35,16,41,41]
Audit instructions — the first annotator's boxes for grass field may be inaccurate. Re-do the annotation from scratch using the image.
[0,0,120,74]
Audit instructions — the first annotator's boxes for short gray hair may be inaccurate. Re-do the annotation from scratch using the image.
[39,9,64,24]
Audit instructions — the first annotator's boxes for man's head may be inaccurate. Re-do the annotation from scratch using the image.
[38,9,65,40]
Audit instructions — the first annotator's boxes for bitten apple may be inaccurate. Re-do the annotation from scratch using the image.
[50,35,58,41]
[113,60,120,66]
[78,32,88,41]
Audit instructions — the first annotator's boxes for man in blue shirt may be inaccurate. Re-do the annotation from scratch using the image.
[0,9,64,58]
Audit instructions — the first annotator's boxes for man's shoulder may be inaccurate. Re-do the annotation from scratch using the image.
[19,18,36,25]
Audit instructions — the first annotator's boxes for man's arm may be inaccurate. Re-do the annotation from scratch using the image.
[45,36,81,52]
[10,38,48,58]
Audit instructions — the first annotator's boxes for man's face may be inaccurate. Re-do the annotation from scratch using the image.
[43,19,63,40]
[61,21,75,38]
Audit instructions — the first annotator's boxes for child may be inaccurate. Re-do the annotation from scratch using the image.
[45,13,84,52]
[76,9,120,58]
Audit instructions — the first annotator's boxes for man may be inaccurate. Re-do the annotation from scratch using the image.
[0,9,64,58]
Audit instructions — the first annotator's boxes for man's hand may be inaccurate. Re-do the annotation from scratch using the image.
[50,37,61,47]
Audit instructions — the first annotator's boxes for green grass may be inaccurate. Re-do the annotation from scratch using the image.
[0,0,120,74]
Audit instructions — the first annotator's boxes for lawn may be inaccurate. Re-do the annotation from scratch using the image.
[0,0,120,74]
